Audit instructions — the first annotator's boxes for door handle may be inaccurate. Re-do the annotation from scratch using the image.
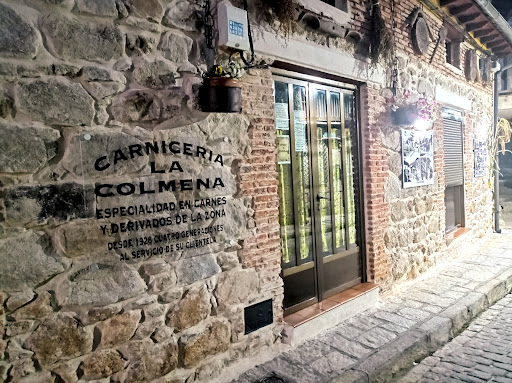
[316,194,330,201]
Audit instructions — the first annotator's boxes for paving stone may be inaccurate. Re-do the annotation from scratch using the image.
[310,352,356,379]
[357,327,397,349]
[373,310,416,328]
[322,334,372,358]
[284,339,331,364]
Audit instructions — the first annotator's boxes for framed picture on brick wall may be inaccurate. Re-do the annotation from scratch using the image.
[474,139,488,178]
[402,129,434,188]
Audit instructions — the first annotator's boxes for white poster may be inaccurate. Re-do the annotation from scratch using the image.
[275,103,289,130]
[474,139,488,178]
[294,116,307,153]
[402,129,434,188]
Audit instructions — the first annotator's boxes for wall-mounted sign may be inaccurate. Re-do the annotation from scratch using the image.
[402,129,434,188]
[474,139,488,178]
[89,138,239,262]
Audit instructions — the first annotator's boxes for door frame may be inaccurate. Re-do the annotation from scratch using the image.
[272,67,368,315]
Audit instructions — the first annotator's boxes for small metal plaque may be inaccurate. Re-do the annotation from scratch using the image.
[244,299,273,334]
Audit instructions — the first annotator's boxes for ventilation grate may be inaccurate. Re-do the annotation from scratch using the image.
[244,299,273,334]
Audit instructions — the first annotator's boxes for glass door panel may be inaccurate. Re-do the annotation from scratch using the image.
[313,89,333,256]
[275,80,316,310]
[330,92,346,251]
[344,94,357,246]
[275,81,295,269]
[292,85,313,265]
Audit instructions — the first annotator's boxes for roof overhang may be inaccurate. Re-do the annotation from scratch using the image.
[438,0,512,57]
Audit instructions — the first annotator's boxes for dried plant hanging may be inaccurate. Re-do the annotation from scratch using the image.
[369,0,394,68]
[488,118,512,188]
[261,0,297,37]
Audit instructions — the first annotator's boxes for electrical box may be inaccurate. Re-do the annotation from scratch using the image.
[218,2,250,51]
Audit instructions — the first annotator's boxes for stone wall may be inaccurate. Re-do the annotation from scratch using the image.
[0,0,498,381]
[0,1,281,382]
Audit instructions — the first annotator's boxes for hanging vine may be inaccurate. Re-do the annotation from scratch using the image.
[368,0,395,70]
[261,0,297,37]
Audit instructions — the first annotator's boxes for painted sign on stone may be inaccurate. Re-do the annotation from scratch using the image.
[72,118,250,264]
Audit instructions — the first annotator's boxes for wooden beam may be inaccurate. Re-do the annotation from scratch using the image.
[450,4,474,16]
[488,40,507,49]
[466,22,487,32]
[440,0,459,6]
[480,34,500,44]
[458,13,480,23]
[473,28,493,38]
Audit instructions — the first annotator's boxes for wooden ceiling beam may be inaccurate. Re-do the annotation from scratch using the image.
[473,28,493,38]
[458,13,481,23]
[450,4,474,16]
[488,41,508,49]
[440,0,459,6]
[480,34,500,44]
[466,22,488,32]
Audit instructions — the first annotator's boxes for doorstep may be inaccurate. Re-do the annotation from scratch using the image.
[445,227,472,246]
[282,283,380,346]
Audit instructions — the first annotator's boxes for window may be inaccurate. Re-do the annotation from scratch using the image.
[442,109,465,233]
[320,0,348,12]
[295,0,351,26]
[445,40,461,68]
[443,23,463,69]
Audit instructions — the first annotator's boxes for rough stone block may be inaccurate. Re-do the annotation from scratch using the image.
[0,87,15,118]
[81,349,125,380]
[56,263,146,306]
[0,232,66,293]
[215,269,259,309]
[163,0,199,31]
[179,320,230,368]
[0,123,59,173]
[17,79,95,126]
[458,291,487,318]
[358,330,429,383]
[439,304,470,334]
[61,130,148,178]
[40,13,123,62]
[126,33,156,56]
[6,290,35,312]
[0,3,40,59]
[175,254,221,286]
[476,280,506,306]
[111,90,161,122]
[55,221,113,258]
[124,0,164,22]
[117,339,178,382]
[132,57,177,89]
[2,183,94,225]
[166,284,210,330]
[75,0,118,16]
[158,30,192,63]
[10,292,53,320]
[97,310,141,348]
[25,313,93,367]
[419,316,452,350]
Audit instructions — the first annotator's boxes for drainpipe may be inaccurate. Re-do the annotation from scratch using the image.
[494,62,512,233]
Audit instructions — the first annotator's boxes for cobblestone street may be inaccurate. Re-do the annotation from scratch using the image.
[228,232,512,383]
[400,293,512,383]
